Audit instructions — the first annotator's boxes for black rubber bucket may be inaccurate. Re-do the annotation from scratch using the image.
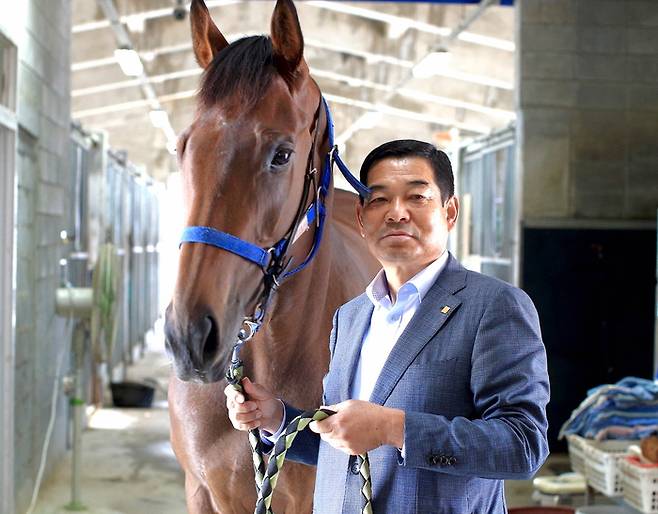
[110,381,155,408]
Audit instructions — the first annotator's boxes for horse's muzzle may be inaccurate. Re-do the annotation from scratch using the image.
[164,303,226,383]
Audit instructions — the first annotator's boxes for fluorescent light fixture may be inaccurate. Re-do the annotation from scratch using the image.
[412,47,452,79]
[125,15,145,33]
[358,111,383,130]
[387,21,409,39]
[346,77,363,88]
[114,48,144,77]
[149,109,170,129]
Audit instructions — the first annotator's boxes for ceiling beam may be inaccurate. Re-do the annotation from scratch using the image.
[305,1,514,51]
[72,37,512,91]
[73,0,240,33]
[72,88,489,135]
[72,65,514,121]
[96,0,177,153]
[72,1,514,52]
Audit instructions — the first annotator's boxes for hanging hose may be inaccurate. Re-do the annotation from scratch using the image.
[91,242,120,366]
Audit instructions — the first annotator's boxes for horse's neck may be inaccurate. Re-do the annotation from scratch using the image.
[248,209,337,402]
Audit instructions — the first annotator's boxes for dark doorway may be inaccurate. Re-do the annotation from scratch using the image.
[522,226,656,451]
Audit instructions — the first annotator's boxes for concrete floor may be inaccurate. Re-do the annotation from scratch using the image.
[33,335,186,514]
[32,334,576,514]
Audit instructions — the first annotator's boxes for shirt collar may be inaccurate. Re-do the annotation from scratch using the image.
[365,250,450,308]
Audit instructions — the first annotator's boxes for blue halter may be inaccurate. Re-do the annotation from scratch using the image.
[179,97,369,283]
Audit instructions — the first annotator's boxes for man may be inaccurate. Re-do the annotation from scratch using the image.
[225,140,550,513]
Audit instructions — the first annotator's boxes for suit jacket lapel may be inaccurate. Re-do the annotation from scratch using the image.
[331,295,373,403]
[369,254,467,406]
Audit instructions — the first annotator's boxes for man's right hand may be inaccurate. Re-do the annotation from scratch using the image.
[224,377,284,434]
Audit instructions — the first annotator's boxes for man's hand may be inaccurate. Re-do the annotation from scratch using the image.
[309,400,404,455]
[224,377,284,434]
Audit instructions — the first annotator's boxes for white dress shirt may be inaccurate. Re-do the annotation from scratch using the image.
[352,250,449,401]
[263,251,449,442]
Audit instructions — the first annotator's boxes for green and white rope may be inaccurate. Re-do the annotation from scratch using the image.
[227,363,373,514]
[254,407,372,514]
[227,361,266,494]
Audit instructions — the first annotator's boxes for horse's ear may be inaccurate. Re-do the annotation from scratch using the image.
[190,0,229,69]
[271,0,305,82]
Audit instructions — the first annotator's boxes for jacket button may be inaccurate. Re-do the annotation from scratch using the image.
[350,462,361,475]
[428,454,439,466]
[440,455,449,466]
[448,456,457,466]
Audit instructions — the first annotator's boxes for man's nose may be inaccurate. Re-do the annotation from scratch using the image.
[385,198,409,223]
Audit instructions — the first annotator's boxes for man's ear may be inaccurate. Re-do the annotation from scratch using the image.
[190,0,229,69]
[270,0,305,86]
[355,201,365,235]
[446,196,459,230]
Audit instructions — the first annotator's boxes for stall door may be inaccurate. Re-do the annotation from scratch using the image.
[523,226,657,450]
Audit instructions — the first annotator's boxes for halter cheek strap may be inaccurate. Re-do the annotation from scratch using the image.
[323,98,370,198]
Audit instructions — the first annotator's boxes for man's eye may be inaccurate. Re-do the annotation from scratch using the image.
[368,197,385,204]
[411,194,426,201]
[271,149,293,168]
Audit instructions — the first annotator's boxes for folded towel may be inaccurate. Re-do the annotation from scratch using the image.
[559,377,658,440]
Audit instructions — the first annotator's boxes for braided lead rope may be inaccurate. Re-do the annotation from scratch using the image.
[226,326,373,514]
[254,408,373,514]
[227,357,266,494]
[358,453,373,514]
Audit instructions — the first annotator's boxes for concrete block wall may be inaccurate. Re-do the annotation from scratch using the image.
[0,1,73,511]
[518,0,658,221]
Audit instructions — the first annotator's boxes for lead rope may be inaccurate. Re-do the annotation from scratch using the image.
[226,320,373,514]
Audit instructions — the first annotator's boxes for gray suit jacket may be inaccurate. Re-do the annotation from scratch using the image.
[283,254,550,513]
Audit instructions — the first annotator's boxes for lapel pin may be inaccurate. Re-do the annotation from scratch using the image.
[441,306,450,314]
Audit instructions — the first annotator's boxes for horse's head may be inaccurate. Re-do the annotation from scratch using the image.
[165,0,325,383]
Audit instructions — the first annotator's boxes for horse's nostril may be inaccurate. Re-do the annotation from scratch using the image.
[203,315,220,363]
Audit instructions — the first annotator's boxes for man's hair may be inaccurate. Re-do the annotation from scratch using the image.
[358,139,454,205]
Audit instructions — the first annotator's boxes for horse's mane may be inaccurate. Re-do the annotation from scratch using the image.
[199,35,276,108]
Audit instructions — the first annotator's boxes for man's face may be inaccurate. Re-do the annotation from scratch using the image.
[356,156,459,268]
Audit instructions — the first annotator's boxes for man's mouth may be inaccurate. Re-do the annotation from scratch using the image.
[382,231,414,239]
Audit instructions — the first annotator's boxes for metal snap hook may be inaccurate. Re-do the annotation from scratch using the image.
[238,319,260,342]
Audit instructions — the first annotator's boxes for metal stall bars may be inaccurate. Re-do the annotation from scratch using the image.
[67,128,161,391]
[104,149,131,376]
[68,123,101,405]
[145,181,160,339]
[129,175,144,360]
[127,167,161,361]
[456,126,519,285]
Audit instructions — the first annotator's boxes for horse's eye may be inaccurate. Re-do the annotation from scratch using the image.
[271,148,293,169]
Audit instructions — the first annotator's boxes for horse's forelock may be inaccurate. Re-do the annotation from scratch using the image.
[199,35,277,108]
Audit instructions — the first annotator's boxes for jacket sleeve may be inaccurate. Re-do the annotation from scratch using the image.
[401,286,550,479]
[270,309,340,466]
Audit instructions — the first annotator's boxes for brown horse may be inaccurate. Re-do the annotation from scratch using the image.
[164,1,379,512]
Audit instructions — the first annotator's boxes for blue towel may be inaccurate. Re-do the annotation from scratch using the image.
[559,377,658,440]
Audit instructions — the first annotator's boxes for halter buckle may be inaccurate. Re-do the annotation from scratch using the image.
[238,319,260,342]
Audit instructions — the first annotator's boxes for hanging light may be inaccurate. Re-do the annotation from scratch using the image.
[149,109,170,129]
[114,47,144,77]
[358,111,383,130]
[412,46,451,79]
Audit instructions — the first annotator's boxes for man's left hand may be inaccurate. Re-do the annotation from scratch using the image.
[309,400,404,455]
